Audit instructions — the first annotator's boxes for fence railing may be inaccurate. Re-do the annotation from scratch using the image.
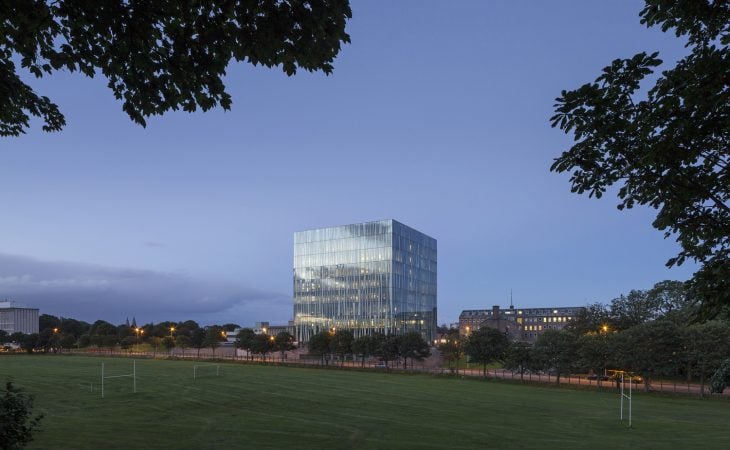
[61,348,727,397]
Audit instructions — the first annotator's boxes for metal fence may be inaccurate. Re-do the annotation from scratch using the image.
[62,349,728,397]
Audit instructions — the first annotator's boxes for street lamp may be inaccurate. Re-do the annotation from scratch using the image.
[601,324,609,333]
[170,326,176,338]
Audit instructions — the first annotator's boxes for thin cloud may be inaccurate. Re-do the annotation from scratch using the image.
[0,253,291,326]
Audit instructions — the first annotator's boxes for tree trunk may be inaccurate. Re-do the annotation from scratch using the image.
[687,362,692,383]
[483,363,487,377]
[700,372,706,397]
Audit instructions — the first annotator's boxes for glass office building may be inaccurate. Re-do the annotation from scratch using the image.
[294,220,437,342]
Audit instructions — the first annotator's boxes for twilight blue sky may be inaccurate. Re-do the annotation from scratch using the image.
[0,1,696,326]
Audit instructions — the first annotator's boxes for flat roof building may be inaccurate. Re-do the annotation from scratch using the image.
[0,301,39,335]
[459,305,584,342]
[294,219,437,342]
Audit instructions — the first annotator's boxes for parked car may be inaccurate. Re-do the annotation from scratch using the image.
[586,374,610,381]
[607,370,643,384]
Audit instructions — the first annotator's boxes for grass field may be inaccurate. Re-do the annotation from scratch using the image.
[2,355,729,449]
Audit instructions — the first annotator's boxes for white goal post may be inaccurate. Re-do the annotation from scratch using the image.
[619,371,633,428]
[193,364,221,380]
[101,360,137,399]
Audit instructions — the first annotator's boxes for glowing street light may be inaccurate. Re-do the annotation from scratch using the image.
[601,325,609,333]
[135,327,144,344]
[169,326,176,338]
[52,327,59,333]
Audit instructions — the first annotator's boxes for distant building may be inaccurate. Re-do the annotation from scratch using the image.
[252,321,296,336]
[294,219,437,342]
[227,321,296,344]
[459,304,584,343]
[0,301,39,335]
[266,321,296,337]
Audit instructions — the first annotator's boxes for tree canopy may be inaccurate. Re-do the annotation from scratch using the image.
[1,0,352,136]
[612,320,683,391]
[398,332,431,369]
[533,330,578,384]
[0,382,43,449]
[550,0,730,318]
[464,328,510,376]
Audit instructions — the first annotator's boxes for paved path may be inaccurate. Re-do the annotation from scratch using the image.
[68,349,728,397]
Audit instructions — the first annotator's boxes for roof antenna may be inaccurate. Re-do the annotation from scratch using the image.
[510,289,514,309]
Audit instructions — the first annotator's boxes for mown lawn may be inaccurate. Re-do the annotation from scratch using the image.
[1,355,729,449]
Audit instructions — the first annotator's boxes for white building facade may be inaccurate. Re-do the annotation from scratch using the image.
[0,301,40,334]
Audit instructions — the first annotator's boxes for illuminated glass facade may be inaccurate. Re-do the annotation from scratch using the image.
[294,220,437,342]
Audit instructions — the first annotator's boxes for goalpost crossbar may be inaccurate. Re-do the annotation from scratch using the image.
[193,364,221,379]
[101,361,137,398]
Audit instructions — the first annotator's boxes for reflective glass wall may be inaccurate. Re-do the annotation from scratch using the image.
[294,220,437,342]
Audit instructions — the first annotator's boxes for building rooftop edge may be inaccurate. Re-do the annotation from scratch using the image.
[460,306,584,314]
[293,219,396,234]
[293,219,435,241]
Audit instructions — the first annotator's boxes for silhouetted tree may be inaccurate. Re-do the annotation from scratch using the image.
[308,331,332,366]
[351,335,376,367]
[399,332,431,370]
[683,321,730,396]
[576,332,612,385]
[329,330,354,366]
[464,328,510,376]
[203,327,225,356]
[19,334,40,354]
[273,332,296,360]
[176,335,192,357]
[162,336,176,354]
[1,0,352,136]
[551,0,730,318]
[235,328,256,361]
[612,320,682,392]
[376,334,401,370]
[191,329,206,358]
[437,330,463,375]
[504,341,535,381]
[533,330,578,384]
[0,382,43,449]
[251,334,274,361]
